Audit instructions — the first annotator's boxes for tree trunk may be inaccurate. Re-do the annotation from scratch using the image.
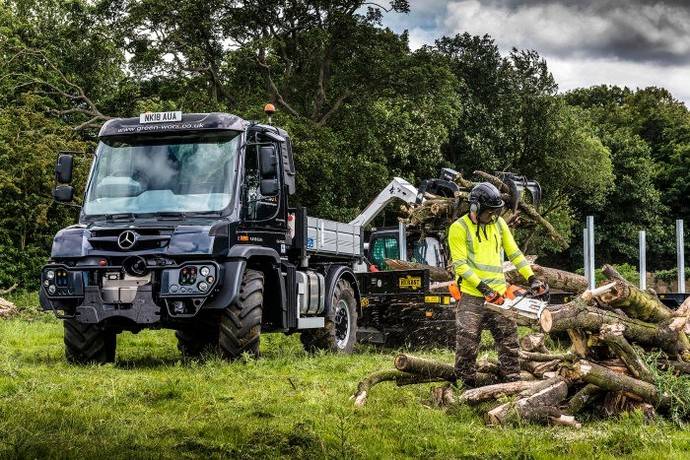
[599,323,655,382]
[598,265,673,323]
[506,265,588,293]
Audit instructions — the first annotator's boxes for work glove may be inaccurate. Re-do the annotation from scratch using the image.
[528,276,549,296]
[478,281,504,305]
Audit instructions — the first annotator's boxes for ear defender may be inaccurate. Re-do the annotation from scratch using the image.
[470,201,479,215]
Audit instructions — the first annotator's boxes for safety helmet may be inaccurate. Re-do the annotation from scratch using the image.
[469,182,504,215]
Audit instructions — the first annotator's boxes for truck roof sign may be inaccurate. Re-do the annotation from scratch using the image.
[98,112,248,138]
[140,111,182,124]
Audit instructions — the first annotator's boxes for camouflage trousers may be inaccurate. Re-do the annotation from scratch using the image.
[455,294,519,385]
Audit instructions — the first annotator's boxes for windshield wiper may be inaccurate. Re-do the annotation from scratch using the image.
[156,212,186,221]
[104,213,135,222]
[191,210,224,217]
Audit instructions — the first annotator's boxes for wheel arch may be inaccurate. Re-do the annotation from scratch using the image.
[325,265,361,316]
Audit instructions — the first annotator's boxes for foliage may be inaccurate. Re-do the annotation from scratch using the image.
[653,267,690,284]
[575,263,640,285]
[0,0,689,287]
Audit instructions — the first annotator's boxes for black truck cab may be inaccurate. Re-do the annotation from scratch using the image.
[41,112,363,363]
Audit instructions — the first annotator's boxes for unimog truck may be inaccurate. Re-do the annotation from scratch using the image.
[40,111,364,363]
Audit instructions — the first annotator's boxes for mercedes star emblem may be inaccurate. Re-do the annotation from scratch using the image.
[117,230,138,250]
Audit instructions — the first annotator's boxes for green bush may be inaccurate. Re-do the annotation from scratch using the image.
[0,245,48,291]
[576,263,640,285]
[654,268,690,283]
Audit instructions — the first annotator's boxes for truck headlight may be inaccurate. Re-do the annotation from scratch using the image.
[46,270,55,280]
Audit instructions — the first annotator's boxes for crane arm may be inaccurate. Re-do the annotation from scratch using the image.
[348,177,420,227]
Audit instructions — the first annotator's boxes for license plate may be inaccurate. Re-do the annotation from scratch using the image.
[139,111,182,123]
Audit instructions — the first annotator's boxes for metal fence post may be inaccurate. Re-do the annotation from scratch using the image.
[398,221,407,262]
[639,230,646,290]
[587,216,595,290]
[582,227,589,282]
[677,219,685,294]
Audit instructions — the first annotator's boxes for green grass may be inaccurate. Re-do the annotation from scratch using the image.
[2,310,690,458]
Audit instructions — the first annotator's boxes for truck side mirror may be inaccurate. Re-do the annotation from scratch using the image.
[260,179,279,196]
[55,153,74,183]
[53,184,75,202]
[259,146,277,178]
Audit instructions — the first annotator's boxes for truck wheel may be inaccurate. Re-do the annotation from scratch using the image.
[218,269,263,360]
[64,318,116,364]
[301,279,358,354]
[175,317,220,358]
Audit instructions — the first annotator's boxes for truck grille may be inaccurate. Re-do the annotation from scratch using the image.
[88,228,173,251]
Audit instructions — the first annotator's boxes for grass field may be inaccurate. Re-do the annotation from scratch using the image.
[2,293,690,459]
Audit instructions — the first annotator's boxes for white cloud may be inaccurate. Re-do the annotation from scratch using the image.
[548,56,690,104]
[384,0,690,106]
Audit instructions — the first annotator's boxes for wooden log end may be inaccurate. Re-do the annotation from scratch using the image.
[394,354,408,371]
[353,391,368,407]
[540,309,553,333]
[549,414,582,429]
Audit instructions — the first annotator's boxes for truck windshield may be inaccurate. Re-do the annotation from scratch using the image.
[83,133,241,216]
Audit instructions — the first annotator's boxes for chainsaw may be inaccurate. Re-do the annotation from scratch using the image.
[484,285,549,325]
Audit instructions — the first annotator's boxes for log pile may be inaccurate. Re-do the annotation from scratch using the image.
[352,265,690,427]
[0,297,17,318]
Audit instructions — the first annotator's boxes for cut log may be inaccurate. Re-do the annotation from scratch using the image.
[384,259,452,282]
[659,359,690,375]
[519,333,548,353]
[521,359,561,378]
[486,379,569,426]
[394,354,456,381]
[539,298,690,357]
[599,323,655,382]
[568,329,589,358]
[352,370,448,406]
[505,265,588,294]
[565,360,666,407]
[457,378,559,405]
[567,384,602,414]
[519,350,574,362]
[430,385,456,407]
[352,371,410,407]
[549,414,582,428]
[599,265,673,322]
[0,297,16,318]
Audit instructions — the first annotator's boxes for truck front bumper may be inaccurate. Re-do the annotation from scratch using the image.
[39,260,242,325]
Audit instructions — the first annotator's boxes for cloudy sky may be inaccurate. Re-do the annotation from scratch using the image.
[381,0,690,106]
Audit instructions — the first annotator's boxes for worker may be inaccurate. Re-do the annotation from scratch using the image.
[448,182,548,387]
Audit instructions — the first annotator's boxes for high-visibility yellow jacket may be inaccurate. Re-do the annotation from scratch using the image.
[448,214,534,297]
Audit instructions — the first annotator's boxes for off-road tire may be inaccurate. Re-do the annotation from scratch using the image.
[175,316,220,358]
[64,318,116,364]
[301,279,358,354]
[218,269,263,360]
